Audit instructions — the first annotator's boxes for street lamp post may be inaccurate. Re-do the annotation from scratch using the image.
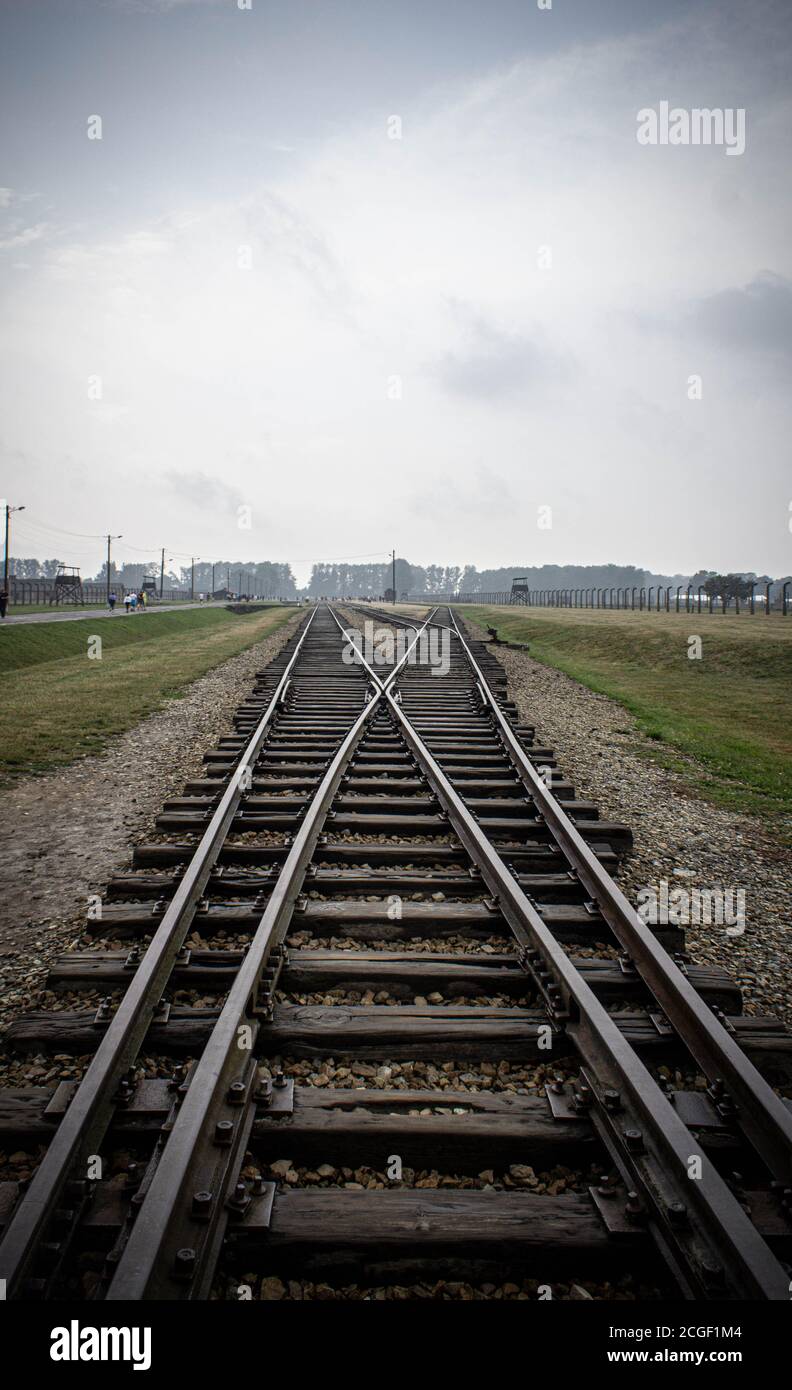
[3,502,25,594]
[106,533,122,602]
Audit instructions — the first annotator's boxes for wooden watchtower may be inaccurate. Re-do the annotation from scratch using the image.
[50,566,84,605]
[510,576,530,605]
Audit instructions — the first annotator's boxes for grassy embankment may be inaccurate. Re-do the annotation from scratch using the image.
[457,605,792,832]
[0,606,297,780]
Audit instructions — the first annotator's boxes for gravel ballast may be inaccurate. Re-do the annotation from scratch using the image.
[462,617,792,1031]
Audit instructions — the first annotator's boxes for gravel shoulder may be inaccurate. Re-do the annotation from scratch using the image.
[0,612,302,1032]
[462,617,792,1032]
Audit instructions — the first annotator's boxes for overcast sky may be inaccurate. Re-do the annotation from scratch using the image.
[1,0,790,586]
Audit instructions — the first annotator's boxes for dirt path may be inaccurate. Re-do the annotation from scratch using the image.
[0,613,302,1028]
[1,600,227,625]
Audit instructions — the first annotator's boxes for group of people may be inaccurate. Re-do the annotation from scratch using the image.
[0,587,153,619]
[107,590,149,613]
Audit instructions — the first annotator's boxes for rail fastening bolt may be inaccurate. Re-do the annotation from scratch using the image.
[625,1191,644,1219]
[214,1119,234,1144]
[192,1190,213,1217]
[667,1201,687,1228]
[228,1182,249,1211]
[174,1248,196,1276]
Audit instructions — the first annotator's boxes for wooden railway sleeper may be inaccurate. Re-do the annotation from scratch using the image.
[0,608,323,1299]
[352,613,792,1298]
[4,603,788,1303]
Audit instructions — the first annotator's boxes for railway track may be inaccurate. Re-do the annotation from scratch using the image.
[1,602,791,1302]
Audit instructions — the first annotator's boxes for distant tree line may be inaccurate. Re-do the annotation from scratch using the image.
[10,555,789,604]
[7,557,68,578]
[304,561,693,597]
[307,560,419,597]
[9,556,298,598]
[302,561,790,600]
[693,571,779,608]
[185,561,297,597]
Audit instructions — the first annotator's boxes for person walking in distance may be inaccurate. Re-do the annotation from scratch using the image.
[108,590,117,612]
[124,591,132,614]
[129,591,137,613]
[0,586,8,619]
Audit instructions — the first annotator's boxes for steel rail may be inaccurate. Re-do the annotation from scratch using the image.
[0,607,318,1299]
[446,609,792,1186]
[376,671,789,1297]
[333,608,791,1294]
[344,601,444,635]
[332,611,789,1297]
[105,608,438,1298]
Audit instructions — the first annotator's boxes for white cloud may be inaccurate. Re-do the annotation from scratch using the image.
[0,222,49,251]
[1,7,790,577]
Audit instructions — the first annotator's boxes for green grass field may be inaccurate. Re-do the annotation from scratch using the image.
[0,606,296,780]
[458,605,792,832]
